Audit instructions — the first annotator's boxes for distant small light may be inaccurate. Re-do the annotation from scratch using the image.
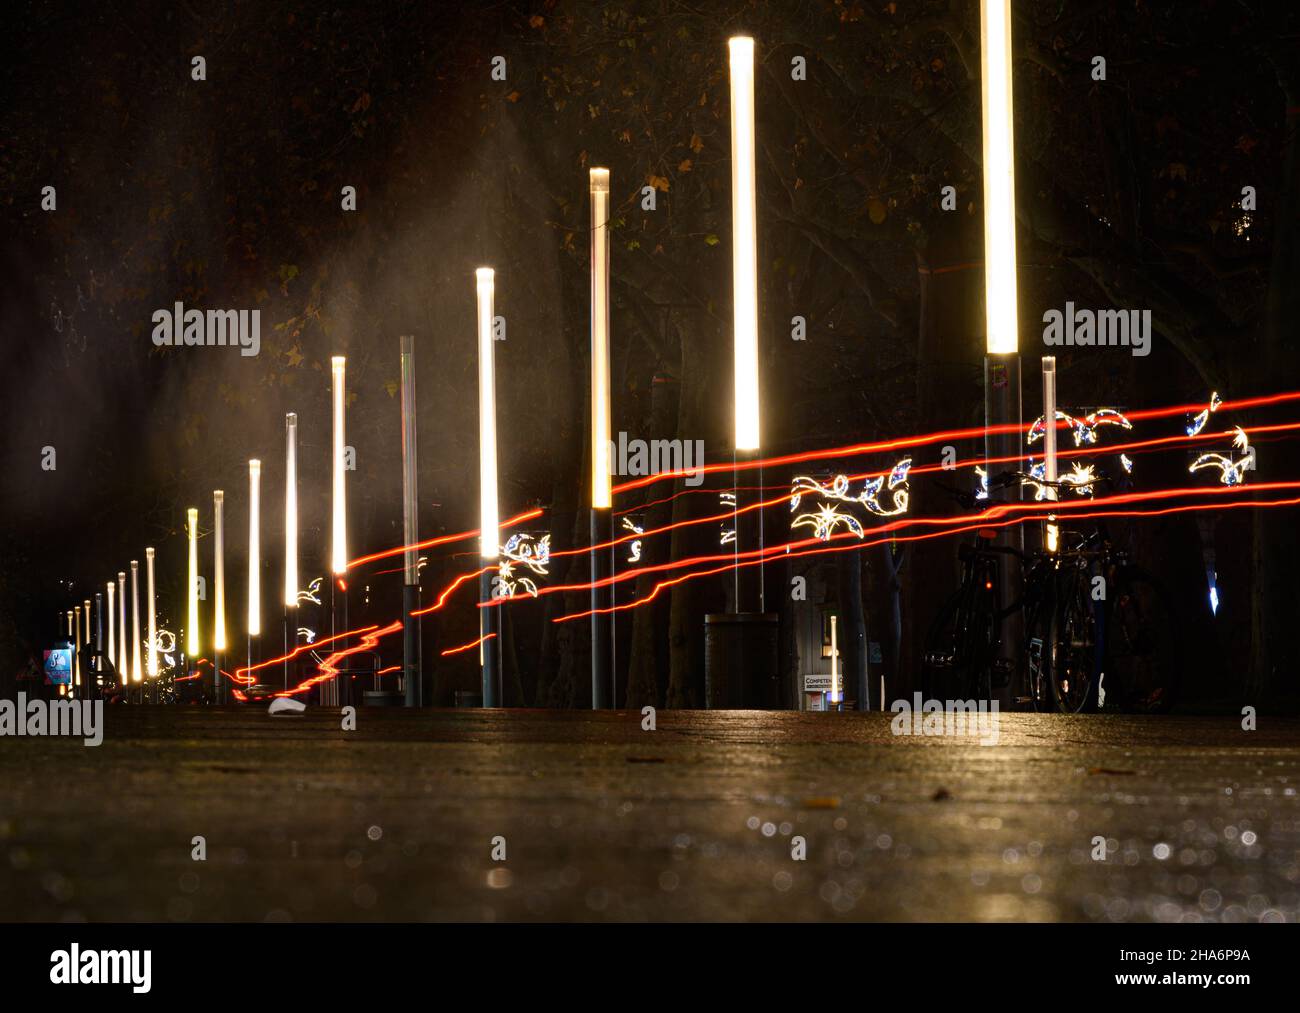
[1209,585,1220,615]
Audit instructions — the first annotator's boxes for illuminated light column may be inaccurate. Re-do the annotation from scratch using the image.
[476,267,502,708]
[105,582,115,681]
[829,614,840,709]
[82,598,92,692]
[980,0,1023,707]
[728,35,765,615]
[130,560,143,686]
[247,459,260,694]
[283,413,298,693]
[213,489,227,704]
[1042,357,1059,553]
[186,508,200,657]
[590,167,614,709]
[400,335,422,708]
[330,356,348,709]
[95,591,104,685]
[146,548,157,680]
[73,605,82,694]
[116,571,127,682]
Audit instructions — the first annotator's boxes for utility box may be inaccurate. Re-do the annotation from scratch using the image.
[704,612,779,709]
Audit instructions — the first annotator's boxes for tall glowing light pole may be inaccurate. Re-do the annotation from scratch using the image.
[283,413,298,693]
[73,605,82,696]
[95,591,104,689]
[146,548,157,701]
[186,508,200,662]
[980,0,1023,706]
[476,268,502,708]
[729,35,764,615]
[106,581,115,683]
[590,167,614,709]
[130,560,143,690]
[247,459,261,694]
[116,571,127,683]
[1042,357,1059,554]
[330,356,348,708]
[213,490,227,704]
[400,335,422,707]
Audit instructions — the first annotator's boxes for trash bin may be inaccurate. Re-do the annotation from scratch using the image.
[704,612,779,709]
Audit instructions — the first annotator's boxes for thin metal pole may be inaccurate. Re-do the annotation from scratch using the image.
[400,334,422,707]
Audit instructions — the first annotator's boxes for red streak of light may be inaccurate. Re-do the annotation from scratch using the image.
[555,492,1300,624]
[233,627,359,685]
[376,664,400,675]
[411,566,492,617]
[441,632,495,657]
[523,479,1300,606]
[280,621,404,698]
[337,577,347,592]
[609,390,1300,495]
[347,508,543,570]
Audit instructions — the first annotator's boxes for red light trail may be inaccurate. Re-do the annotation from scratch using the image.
[440,632,496,657]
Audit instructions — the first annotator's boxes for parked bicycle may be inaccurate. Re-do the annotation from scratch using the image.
[922,470,1181,713]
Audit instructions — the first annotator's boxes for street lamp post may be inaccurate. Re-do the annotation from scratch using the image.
[284,413,298,695]
[213,490,227,704]
[980,0,1023,707]
[476,268,502,708]
[400,335,422,707]
[331,356,348,708]
[590,167,614,709]
[247,460,260,697]
[186,508,200,687]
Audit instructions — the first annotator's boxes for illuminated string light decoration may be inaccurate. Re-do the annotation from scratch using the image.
[331,356,348,575]
[719,491,737,545]
[213,490,226,653]
[1120,454,1134,474]
[496,533,551,599]
[284,412,299,607]
[1028,408,1133,448]
[793,502,865,542]
[297,627,317,644]
[1189,427,1254,486]
[130,560,143,683]
[980,0,1019,355]
[728,36,760,450]
[186,507,200,656]
[248,459,261,637]
[297,577,323,606]
[790,459,912,518]
[151,628,177,655]
[974,466,990,501]
[145,548,157,678]
[1022,461,1099,500]
[621,516,644,563]
[1187,391,1223,437]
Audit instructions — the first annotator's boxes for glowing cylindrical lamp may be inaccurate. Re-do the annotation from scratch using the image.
[331,356,348,575]
[729,36,760,451]
[186,508,200,656]
[116,571,127,678]
[130,560,142,683]
[145,548,157,678]
[82,599,91,645]
[213,490,226,652]
[284,414,298,606]
[248,460,261,637]
[829,613,840,706]
[476,269,499,561]
[73,605,82,688]
[106,580,116,676]
[980,0,1019,354]
[590,169,612,509]
[1042,357,1059,553]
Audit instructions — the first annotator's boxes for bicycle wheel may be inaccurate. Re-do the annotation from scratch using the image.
[922,572,996,701]
[1044,563,1101,713]
[1107,565,1181,713]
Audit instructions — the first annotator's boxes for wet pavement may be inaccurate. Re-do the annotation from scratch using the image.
[0,707,1297,922]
